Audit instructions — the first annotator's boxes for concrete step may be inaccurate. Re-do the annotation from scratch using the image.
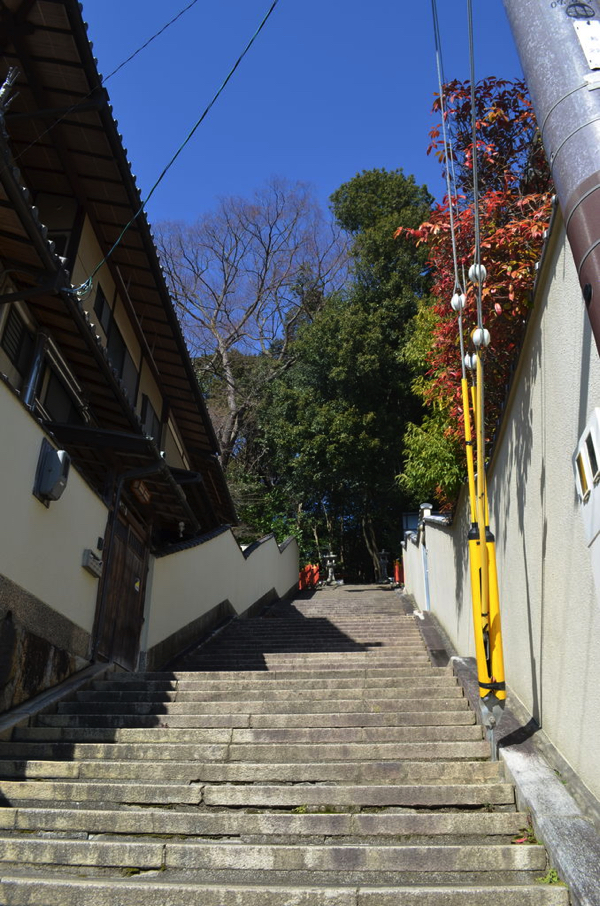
[72,684,462,703]
[89,672,450,693]
[0,589,566,904]
[11,727,235,743]
[0,879,570,906]
[31,708,475,735]
[101,666,448,682]
[0,779,513,809]
[0,807,531,839]
[200,781,515,808]
[113,667,443,679]
[185,656,432,667]
[55,697,469,715]
[10,723,482,745]
[0,759,504,784]
[33,709,476,730]
[207,642,427,648]
[0,838,548,874]
[0,779,204,806]
[0,740,490,763]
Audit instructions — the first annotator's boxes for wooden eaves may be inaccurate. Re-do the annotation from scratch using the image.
[0,0,237,529]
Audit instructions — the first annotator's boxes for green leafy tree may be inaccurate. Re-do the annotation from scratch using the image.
[253,169,433,576]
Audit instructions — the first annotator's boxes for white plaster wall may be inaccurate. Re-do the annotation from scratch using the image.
[145,531,299,650]
[412,215,600,802]
[423,496,475,658]
[0,385,107,633]
[403,536,425,604]
[489,218,600,795]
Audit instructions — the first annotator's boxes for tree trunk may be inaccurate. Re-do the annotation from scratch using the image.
[361,514,380,582]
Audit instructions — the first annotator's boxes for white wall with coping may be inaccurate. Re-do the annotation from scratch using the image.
[404,214,600,804]
[144,529,299,651]
[403,533,426,613]
[0,383,107,635]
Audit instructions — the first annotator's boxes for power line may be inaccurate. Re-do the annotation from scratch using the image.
[102,0,201,83]
[431,0,461,295]
[467,0,483,332]
[8,0,201,167]
[70,0,282,299]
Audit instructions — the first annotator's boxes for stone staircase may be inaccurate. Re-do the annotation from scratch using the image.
[0,586,568,904]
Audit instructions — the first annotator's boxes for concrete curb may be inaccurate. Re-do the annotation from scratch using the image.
[413,606,600,906]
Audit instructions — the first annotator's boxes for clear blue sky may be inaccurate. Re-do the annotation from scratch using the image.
[80,0,522,224]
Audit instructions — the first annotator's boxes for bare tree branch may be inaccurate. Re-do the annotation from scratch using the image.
[157,178,349,467]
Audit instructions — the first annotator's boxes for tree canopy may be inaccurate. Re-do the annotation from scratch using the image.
[157,178,348,468]
[247,168,433,576]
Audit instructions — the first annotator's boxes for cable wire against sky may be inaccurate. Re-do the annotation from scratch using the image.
[10,0,202,169]
[102,0,201,83]
[431,0,461,294]
[71,0,282,298]
[467,0,483,331]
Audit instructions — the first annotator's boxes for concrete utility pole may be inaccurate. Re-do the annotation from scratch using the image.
[503,0,600,354]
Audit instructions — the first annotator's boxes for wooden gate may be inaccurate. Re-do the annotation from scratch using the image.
[94,517,149,670]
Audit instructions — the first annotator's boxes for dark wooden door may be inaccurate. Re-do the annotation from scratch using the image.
[95,518,149,670]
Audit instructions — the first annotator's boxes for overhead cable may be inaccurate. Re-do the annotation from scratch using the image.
[70,0,281,298]
[467,0,483,331]
[10,0,201,168]
[102,0,201,83]
[431,0,462,295]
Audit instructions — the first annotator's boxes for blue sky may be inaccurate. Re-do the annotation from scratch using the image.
[80,0,522,224]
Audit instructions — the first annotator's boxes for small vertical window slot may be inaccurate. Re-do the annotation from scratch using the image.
[577,452,590,501]
[586,433,600,483]
[93,284,111,335]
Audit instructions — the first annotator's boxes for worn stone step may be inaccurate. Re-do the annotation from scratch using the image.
[56,697,469,715]
[105,667,448,682]
[0,739,489,764]
[225,741,490,762]
[231,725,484,743]
[0,807,531,838]
[0,759,504,784]
[0,879,570,906]
[201,781,515,808]
[34,713,253,729]
[0,780,203,806]
[0,838,547,873]
[33,709,476,730]
[0,742,230,762]
[10,724,482,747]
[119,668,442,680]
[179,673,449,689]
[187,656,432,668]
[195,632,424,641]
[85,675,457,695]
[11,727,235,743]
[73,685,462,705]
[211,643,426,649]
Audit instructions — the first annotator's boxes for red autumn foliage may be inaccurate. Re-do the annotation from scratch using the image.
[398,78,553,459]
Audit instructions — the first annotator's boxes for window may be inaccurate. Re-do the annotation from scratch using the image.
[94,284,111,335]
[141,394,161,442]
[576,452,589,501]
[106,321,137,405]
[586,433,600,483]
[1,306,34,377]
[41,369,83,425]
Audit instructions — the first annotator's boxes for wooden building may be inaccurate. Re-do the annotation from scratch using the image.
[0,0,253,707]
